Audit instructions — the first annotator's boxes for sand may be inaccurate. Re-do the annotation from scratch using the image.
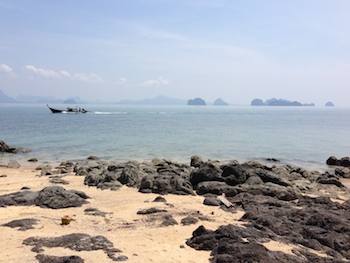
[0,166,247,263]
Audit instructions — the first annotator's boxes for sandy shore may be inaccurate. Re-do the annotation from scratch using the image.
[0,166,242,263]
[1,164,348,263]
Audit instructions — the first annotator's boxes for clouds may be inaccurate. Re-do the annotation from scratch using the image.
[141,77,169,87]
[23,65,102,83]
[0,63,15,77]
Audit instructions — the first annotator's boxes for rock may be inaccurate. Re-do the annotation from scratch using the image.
[2,218,39,231]
[137,207,167,215]
[196,181,239,196]
[7,161,20,168]
[139,174,194,195]
[326,156,350,167]
[34,186,89,209]
[153,196,167,202]
[87,155,98,160]
[181,216,199,225]
[0,174,7,178]
[118,162,146,187]
[203,196,221,206]
[23,233,125,261]
[160,214,178,227]
[35,254,84,263]
[327,156,339,166]
[335,167,350,178]
[190,162,223,188]
[0,140,29,153]
[28,158,38,162]
[190,155,203,168]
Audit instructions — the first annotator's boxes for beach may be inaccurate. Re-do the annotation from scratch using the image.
[0,165,241,263]
[1,157,350,263]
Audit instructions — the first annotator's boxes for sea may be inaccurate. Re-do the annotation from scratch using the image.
[1,103,350,171]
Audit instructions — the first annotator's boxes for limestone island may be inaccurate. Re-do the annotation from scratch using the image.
[188,97,206,105]
[251,98,315,106]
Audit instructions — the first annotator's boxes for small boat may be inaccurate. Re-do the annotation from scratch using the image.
[47,104,89,114]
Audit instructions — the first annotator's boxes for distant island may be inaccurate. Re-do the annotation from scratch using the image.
[325,101,335,107]
[213,98,228,106]
[187,98,206,105]
[0,89,16,103]
[251,98,314,106]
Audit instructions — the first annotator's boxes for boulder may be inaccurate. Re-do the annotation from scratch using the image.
[34,186,89,209]
[139,174,194,195]
[190,162,223,188]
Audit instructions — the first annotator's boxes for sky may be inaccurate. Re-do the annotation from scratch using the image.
[0,0,350,106]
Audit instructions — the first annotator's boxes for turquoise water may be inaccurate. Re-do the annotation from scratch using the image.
[1,103,349,169]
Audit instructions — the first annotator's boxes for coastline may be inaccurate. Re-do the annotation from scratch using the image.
[1,156,350,262]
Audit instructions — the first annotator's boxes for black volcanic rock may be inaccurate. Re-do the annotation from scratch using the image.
[213,98,228,106]
[187,97,206,105]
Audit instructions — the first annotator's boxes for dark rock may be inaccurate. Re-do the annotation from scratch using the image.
[196,181,239,196]
[0,174,7,178]
[139,174,194,195]
[118,162,146,187]
[181,216,199,225]
[190,162,223,188]
[23,233,124,261]
[87,155,98,160]
[153,196,167,202]
[0,140,29,154]
[137,207,167,215]
[0,190,38,207]
[2,218,39,231]
[49,176,70,185]
[160,214,178,227]
[84,208,107,217]
[335,167,350,178]
[34,186,89,209]
[28,158,38,162]
[327,156,350,167]
[35,254,84,263]
[327,156,339,166]
[316,172,344,188]
[203,196,221,206]
[190,155,203,168]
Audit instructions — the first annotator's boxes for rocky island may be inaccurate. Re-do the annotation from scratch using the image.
[251,98,315,106]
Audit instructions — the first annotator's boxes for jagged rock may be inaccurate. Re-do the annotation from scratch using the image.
[190,162,223,188]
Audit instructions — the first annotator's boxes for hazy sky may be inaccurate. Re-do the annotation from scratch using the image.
[1,0,349,106]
